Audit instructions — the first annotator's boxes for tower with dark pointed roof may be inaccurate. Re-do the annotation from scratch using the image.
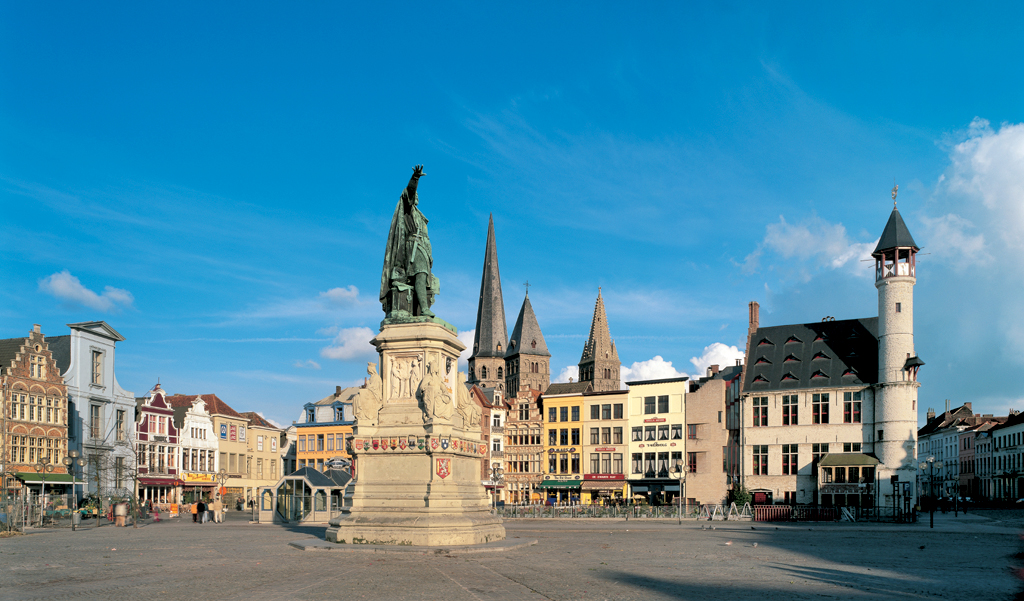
[872,197,922,508]
[503,293,550,393]
[468,215,509,391]
[578,288,621,391]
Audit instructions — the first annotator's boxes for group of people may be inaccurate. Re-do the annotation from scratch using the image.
[189,498,224,523]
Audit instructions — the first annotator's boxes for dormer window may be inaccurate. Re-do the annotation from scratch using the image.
[306,408,316,423]
[531,340,537,349]
[784,354,800,363]
[842,368,859,378]
[755,357,772,365]
[757,338,774,347]
[752,374,769,383]
[810,370,829,379]
[786,336,802,344]
[781,372,798,381]
[812,351,831,361]
[335,407,345,422]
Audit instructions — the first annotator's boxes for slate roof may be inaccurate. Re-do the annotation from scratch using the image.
[873,206,919,254]
[47,335,72,375]
[505,294,550,358]
[238,411,282,431]
[471,215,508,359]
[579,289,619,364]
[165,394,243,419]
[819,453,880,467]
[916,403,996,437]
[0,336,27,375]
[288,466,352,488]
[743,317,879,391]
[544,381,593,395]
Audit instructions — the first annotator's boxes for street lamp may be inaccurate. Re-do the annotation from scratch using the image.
[669,463,686,524]
[490,464,504,510]
[34,457,55,527]
[62,451,86,531]
[919,456,943,529]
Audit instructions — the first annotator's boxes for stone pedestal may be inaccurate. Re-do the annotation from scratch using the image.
[326,321,505,546]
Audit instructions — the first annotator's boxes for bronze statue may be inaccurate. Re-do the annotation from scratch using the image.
[380,165,439,319]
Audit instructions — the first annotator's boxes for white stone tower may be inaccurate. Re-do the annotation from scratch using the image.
[871,198,924,511]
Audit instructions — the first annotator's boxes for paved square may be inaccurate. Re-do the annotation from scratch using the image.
[1,512,1019,600]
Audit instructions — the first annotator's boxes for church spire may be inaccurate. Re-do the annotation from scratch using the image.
[468,215,508,390]
[578,288,620,391]
[503,292,551,393]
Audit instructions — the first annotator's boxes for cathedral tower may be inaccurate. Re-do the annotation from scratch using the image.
[872,199,923,506]
[468,215,509,391]
[504,292,550,393]
[578,288,621,392]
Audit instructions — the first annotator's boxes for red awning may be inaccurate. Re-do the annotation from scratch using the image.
[138,478,182,486]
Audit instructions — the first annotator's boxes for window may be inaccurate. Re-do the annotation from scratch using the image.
[601,453,611,474]
[591,453,601,473]
[548,407,557,422]
[492,413,501,428]
[783,395,798,425]
[601,427,611,444]
[548,429,557,445]
[644,426,656,441]
[632,453,643,474]
[601,404,611,420]
[822,467,833,483]
[480,366,487,379]
[298,436,306,452]
[590,428,600,444]
[843,391,862,423]
[327,435,334,452]
[613,404,623,419]
[571,453,580,473]
[687,452,698,473]
[306,408,315,423]
[571,406,580,422]
[752,396,768,427]
[671,424,683,440]
[519,404,530,420]
[812,393,829,424]
[335,407,345,421]
[687,424,697,440]
[644,452,656,476]
[843,442,862,453]
[657,425,669,440]
[812,443,829,470]
[497,367,503,379]
[115,456,125,489]
[718,411,722,423]
[613,453,622,474]
[834,466,846,483]
[549,454,557,473]
[571,428,580,445]
[560,407,569,422]
[316,434,324,451]
[613,427,623,444]
[895,302,902,313]
[644,396,655,414]
[631,427,642,442]
[657,452,669,477]
[492,438,501,452]
[559,429,569,445]
[560,454,569,473]
[91,350,102,384]
[753,445,768,475]
[782,444,798,475]
[591,405,600,420]
[90,405,101,439]
[657,395,669,413]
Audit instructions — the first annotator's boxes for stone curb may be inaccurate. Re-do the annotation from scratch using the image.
[289,537,538,554]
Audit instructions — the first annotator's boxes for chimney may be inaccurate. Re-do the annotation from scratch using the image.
[964,402,972,411]
[945,399,950,413]
[569,377,574,383]
[736,359,742,366]
[336,385,342,397]
[926,408,935,421]
[32,324,41,333]
[748,301,759,334]
[711,364,720,375]
[707,367,712,377]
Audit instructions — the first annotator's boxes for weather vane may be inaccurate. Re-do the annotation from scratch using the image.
[892,179,898,206]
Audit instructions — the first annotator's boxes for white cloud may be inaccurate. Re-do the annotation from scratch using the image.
[316,325,340,336]
[293,359,321,370]
[689,343,745,377]
[320,285,360,306]
[320,327,376,361]
[918,214,990,271]
[620,356,688,386]
[742,216,876,279]
[38,270,134,312]
[554,365,579,383]
[456,328,475,368]
[255,411,285,429]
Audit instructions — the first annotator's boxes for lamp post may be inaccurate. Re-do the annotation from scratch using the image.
[34,457,55,527]
[669,464,686,524]
[919,456,943,529]
[217,468,229,520]
[62,451,86,531]
[490,464,504,510]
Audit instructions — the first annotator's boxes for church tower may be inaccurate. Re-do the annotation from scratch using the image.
[578,288,621,392]
[504,292,550,393]
[468,215,509,391]
[872,196,923,506]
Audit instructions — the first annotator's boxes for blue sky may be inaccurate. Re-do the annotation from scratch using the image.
[3,3,1023,427]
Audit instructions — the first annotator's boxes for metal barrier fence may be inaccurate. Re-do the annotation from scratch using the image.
[497,503,755,520]
[0,492,148,531]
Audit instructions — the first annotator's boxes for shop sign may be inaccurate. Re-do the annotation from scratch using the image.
[547,474,580,482]
[547,447,576,453]
[643,417,666,423]
[230,425,237,441]
[584,474,624,480]
[638,442,667,448]
[594,447,616,452]
[184,473,215,483]
[220,424,228,440]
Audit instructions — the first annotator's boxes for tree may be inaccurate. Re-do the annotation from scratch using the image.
[730,482,751,506]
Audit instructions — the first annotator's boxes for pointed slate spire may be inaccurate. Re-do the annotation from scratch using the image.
[872,206,919,255]
[472,215,508,359]
[580,288,619,364]
[506,293,550,358]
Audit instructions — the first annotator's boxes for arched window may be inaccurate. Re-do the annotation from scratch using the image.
[481,366,487,379]
[497,367,503,379]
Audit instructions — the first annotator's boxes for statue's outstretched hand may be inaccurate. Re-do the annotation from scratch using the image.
[412,164,426,178]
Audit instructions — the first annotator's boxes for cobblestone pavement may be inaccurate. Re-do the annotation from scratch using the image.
[1,511,1021,601]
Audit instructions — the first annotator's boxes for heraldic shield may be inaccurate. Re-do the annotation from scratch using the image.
[436,458,451,479]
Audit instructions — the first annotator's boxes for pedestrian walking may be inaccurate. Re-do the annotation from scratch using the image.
[191,501,198,523]
[197,500,207,524]
[212,498,223,523]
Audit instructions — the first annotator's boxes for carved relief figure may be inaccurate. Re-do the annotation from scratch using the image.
[390,357,404,399]
[353,362,384,426]
[456,371,481,430]
[418,360,453,422]
[408,358,421,399]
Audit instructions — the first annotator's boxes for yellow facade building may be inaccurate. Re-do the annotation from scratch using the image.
[538,390,584,503]
[295,386,356,472]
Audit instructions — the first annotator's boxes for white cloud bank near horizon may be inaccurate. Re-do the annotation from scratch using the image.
[320,326,376,361]
[39,270,134,312]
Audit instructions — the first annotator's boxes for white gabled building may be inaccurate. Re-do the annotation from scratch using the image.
[167,395,220,501]
[49,321,136,496]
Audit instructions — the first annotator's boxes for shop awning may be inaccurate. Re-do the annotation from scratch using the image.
[537,479,582,489]
[581,480,625,491]
[14,473,77,483]
[138,478,184,486]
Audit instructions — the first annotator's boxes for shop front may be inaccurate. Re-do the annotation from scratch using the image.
[537,476,582,504]
[139,477,183,506]
[628,480,680,505]
[180,473,217,503]
[582,474,625,504]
